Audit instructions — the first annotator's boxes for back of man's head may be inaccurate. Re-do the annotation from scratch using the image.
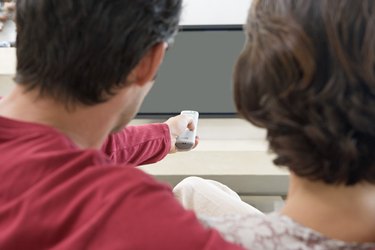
[15,0,181,105]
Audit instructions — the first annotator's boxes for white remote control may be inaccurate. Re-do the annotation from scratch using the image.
[175,110,199,150]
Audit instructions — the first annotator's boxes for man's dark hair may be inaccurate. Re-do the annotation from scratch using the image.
[15,0,181,105]
[234,0,375,185]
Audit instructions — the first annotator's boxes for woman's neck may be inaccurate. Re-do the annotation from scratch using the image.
[281,174,375,243]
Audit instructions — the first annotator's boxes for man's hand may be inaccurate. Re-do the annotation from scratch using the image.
[164,115,199,153]
[0,1,15,31]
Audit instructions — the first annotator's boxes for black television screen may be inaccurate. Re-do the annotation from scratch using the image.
[138,26,245,117]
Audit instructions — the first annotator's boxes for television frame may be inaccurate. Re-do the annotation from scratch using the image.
[136,24,244,119]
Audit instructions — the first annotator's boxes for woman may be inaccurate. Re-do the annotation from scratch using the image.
[174,0,375,249]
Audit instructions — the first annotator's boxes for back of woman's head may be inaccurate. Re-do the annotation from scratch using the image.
[234,0,375,185]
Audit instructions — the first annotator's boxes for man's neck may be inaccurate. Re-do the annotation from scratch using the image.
[0,85,118,148]
[282,174,375,242]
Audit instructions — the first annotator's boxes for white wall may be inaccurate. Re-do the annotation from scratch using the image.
[0,1,254,39]
[0,48,16,96]
[180,0,253,25]
[0,1,255,93]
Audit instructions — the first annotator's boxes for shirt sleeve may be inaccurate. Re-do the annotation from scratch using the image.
[101,123,171,166]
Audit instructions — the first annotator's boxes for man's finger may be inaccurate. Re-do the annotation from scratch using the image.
[0,15,7,22]
[182,115,195,131]
[192,136,199,149]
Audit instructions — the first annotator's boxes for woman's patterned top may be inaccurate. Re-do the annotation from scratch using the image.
[200,212,375,250]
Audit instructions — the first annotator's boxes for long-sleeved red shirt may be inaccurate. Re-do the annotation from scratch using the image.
[0,116,243,250]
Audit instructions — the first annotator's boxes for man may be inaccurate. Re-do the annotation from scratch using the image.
[0,0,243,249]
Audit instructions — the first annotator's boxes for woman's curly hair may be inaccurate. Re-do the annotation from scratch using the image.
[234,0,375,185]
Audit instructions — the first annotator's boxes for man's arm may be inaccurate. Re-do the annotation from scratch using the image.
[101,114,196,166]
[101,123,171,166]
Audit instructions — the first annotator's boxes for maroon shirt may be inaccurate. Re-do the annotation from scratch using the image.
[0,116,243,250]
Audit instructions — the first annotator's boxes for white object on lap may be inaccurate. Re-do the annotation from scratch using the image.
[173,176,263,217]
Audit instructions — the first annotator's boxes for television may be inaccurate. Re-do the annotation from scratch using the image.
[137,25,245,118]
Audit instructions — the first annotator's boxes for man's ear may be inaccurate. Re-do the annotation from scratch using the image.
[130,42,167,86]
